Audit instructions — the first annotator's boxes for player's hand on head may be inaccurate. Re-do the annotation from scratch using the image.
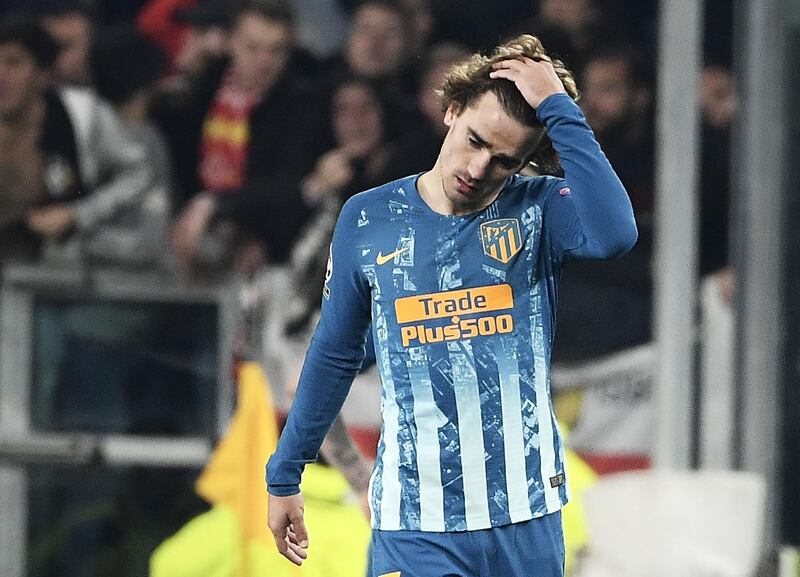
[489,57,567,109]
[268,492,310,565]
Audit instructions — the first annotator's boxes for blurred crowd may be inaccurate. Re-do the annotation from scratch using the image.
[0,0,736,363]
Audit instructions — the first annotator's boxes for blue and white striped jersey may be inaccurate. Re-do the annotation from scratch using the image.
[267,94,638,532]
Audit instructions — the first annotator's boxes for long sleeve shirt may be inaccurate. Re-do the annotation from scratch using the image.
[267,93,637,532]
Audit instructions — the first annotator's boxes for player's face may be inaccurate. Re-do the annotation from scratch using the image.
[437,91,541,215]
[0,44,48,120]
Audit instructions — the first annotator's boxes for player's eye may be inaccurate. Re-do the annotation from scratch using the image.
[468,136,480,148]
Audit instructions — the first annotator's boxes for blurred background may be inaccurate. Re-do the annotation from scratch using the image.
[0,0,796,576]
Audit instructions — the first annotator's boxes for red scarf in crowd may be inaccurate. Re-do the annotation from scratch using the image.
[198,76,260,194]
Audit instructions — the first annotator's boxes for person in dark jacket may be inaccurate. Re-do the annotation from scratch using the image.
[159,0,327,274]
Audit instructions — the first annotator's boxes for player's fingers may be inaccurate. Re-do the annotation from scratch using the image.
[285,536,309,560]
[270,526,290,556]
[280,536,306,566]
[498,56,553,71]
[491,58,522,70]
[488,68,515,81]
[288,511,310,548]
[269,526,306,565]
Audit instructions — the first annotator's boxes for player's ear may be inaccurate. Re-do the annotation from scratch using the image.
[444,101,462,127]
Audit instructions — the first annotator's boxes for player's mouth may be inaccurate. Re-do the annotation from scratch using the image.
[455,176,477,195]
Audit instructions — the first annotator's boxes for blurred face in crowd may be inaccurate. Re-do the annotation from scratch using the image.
[436,92,540,215]
[580,57,634,135]
[540,0,592,31]
[0,43,48,120]
[43,12,91,85]
[333,81,384,158]
[176,25,229,75]
[700,66,736,130]
[418,61,456,136]
[229,11,293,93]
[399,0,433,51]
[346,3,408,78]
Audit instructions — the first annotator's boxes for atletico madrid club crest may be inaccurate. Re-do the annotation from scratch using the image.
[480,218,522,264]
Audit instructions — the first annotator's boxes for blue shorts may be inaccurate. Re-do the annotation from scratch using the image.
[369,512,564,577]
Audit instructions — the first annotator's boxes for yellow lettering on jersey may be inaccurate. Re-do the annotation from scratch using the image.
[394,284,513,324]
[400,314,514,347]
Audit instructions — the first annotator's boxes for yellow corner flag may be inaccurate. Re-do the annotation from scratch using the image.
[150,362,370,577]
[195,362,278,548]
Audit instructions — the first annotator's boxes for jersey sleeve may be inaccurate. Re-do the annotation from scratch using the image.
[537,93,638,262]
[266,198,372,496]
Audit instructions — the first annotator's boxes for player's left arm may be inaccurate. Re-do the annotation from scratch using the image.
[491,58,638,261]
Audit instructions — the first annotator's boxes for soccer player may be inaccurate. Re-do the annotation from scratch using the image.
[266,34,637,576]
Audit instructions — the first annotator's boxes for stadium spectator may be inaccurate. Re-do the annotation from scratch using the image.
[137,0,198,66]
[0,18,155,265]
[138,0,234,96]
[417,0,529,51]
[389,41,471,175]
[169,0,231,89]
[552,44,655,363]
[512,0,625,76]
[40,1,94,86]
[138,0,230,75]
[301,78,400,205]
[284,77,410,335]
[580,44,654,218]
[399,0,435,53]
[291,0,349,59]
[416,43,469,138]
[158,0,327,274]
[86,26,173,268]
[323,0,417,99]
[699,61,736,274]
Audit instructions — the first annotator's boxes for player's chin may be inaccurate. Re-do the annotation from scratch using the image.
[444,189,470,209]
[448,188,479,207]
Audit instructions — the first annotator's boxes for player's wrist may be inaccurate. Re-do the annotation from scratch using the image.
[267,484,301,497]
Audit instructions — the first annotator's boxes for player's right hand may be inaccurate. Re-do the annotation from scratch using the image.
[267,492,309,565]
[489,57,566,110]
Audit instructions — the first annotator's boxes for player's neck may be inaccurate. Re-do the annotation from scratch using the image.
[417,165,450,215]
[417,163,504,217]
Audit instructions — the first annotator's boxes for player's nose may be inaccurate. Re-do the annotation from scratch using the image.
[467,151,491,181]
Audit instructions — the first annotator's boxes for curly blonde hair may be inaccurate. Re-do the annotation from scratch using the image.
[438,34,579,174]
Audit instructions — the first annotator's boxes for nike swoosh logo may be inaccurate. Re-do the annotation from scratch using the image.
[378,573,401,577]
[376,246,409,265]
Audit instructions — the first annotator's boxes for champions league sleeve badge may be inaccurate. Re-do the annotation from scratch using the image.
[322,244,333,300]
